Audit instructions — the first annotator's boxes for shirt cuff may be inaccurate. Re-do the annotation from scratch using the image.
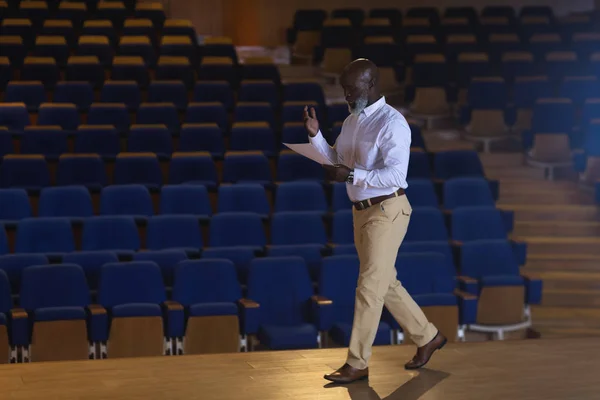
[308,129,327,145]
[352,168,368,188]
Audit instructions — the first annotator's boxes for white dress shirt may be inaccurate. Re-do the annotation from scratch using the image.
[309,96,411,203]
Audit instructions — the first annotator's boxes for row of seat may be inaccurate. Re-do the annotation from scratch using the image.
[0,205,525,279]
[0,242,541,361]
[1,1,167,28]
[0,149,491,190]
[0,177,500,220]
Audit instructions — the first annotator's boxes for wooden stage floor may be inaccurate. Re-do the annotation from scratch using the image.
[0,337,597,399]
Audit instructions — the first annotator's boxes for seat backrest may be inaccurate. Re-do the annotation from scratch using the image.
[0,188,32,221]
[20,264,90,310]
[460,239,519,279]
[217,184,270,214]
[247,256,313,326]
[159,184,212,215]
[15,217,75,253]
[62,250,119,290]
[97,261,166,307]
[443,177,495,209]
[82,216,140,251]
[332,209,353,244]
[172,259,241,305]
[434,150,484,179]
[0,253,48,292]
[271,211,327,246]
[319,255,360,324]
[274,181,327,212]
[406,179,439,207]
[395,252,455,295]
[100,184,154,216]
[38,185,93,218]
[451,206,507,242]
[132,249,188,285]
[208,212,266,247]
[146,215,203,250]
[404,207,448,242]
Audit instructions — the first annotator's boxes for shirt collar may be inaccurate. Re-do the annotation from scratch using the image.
[362,96,386,117]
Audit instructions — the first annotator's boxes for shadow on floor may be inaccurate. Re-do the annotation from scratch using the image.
[325,368,450,400]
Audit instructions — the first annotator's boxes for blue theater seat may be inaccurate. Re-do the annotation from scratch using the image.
[270,212,327,246]
[113,153,162,190]
[81,216,140,256]
[147,81,188,110]
[192,83,234,110]
[159,185,212,217]
[178,124,224,157]
[0,103,30,134]
[316,255,392,346]
[56,154,108,191]
[277,152,325,182]
[202,247,257,284]
[62,251,119,291]
[404,207,449,242]
[0,155,50,191]
[146,215,203,256]
[244,256,320,350]
[96,261,174,358]
[406,179,439,207]
[170,259,242,354]
[433,150,486,179]
[407,150,432,179]
[451,206,526,265]
[274,181,327,213]
[209,212,266,250]
[168,152,218,189]
[136,103,180,134]
[37,103,80,132]
[53,81,94,111]
[331,182,353,211]
[384,253,477,342]
[74,126,120,160]
[443,177,495,209]
[14,218,75,258]
[217,184,270,217]
[222,152,272,185]
[21,126,69,160]
[38,186,94,221]
[100,80,141,110]
[0,253,49,294]
[133,249,188,287]
[100,184,154,220]
[0,188,32,226]
[332,210,353,245]
[4,81,46,111]
[458,240,541,335]
[18,264,94,361]
[86,104,130,133]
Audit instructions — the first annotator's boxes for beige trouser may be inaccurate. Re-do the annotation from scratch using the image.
[346,194,438,370]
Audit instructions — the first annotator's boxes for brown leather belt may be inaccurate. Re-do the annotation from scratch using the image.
[353,189,405,211]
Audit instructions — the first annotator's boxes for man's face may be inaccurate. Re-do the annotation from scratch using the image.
[340,72,369,115]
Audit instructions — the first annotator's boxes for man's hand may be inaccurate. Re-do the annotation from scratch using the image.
[324,164,352,182]
[303,105,319,137]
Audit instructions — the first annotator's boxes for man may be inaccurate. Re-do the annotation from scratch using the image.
[303,59,447,384]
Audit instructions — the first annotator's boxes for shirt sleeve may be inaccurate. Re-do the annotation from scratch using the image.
[308,129,338,164]
[352,117,411,189]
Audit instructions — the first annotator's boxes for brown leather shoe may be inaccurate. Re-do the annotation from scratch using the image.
[324,363,369,383]
[404,331,447,370]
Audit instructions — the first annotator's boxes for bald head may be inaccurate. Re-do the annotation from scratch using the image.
[339,58,381,115]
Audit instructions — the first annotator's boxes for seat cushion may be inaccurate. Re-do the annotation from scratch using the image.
[189,302,238,317]
[35,306,87,322]
[112,303,162,317]
[414,293,458,307]
[330,321,391,346]
[480,275,524,288]
[257,323,318,350]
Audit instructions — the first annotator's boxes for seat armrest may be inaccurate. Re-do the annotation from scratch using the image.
[86,304,109,343]
[456,276,479,295]
[521,272,543,305]
[311,295,333,331]
[163,301,185,338]
[454,290,478,325]
[311,295,332,306]
[239,298,260,308]
[8,308,29,347]
[238,298,260,335]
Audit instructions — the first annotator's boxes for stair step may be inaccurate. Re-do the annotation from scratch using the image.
[528,271,600,291]
[513,221,600,237]
[515,237,600,255]
[501,205,600,222]
[485,167,547,179]
[524,254,600,272]
[497,180,581,191]
[498,191,595,205]
[539,289,600,308]
[479,152,525,167]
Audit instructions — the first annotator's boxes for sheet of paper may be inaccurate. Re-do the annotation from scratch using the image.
[282,143,334,166]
